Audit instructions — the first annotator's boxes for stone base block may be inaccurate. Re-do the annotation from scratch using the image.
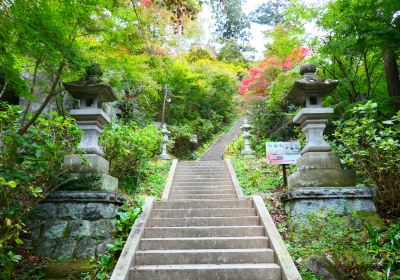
[159,153,171,160]
[296,152,341,170]
[288,168,356,188]
[283,187,376,217]
[241,150,255,158]
[26,191,129,260]
[63,173,118,192]
[64,154,109,174]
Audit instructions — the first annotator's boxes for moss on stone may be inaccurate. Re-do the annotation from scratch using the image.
[45,259,92,279]
[353,211,387,231]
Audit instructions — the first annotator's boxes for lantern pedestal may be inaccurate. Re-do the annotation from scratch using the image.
[159,124,171,160]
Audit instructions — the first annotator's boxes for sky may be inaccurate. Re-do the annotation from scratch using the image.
[197,0,330,60]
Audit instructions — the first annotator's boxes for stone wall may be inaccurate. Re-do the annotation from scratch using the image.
[26,191,128,260]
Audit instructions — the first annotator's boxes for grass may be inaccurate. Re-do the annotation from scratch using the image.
[230,157,283,195]
[136,160,172,199]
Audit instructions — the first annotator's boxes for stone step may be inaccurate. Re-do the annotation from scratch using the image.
[147,216,260,227]
[172,181,233,186]
[135,248,275,265]
[173,176,231,182]
[130,263,281,280]
[168,194,238,200]
[143,226,264,238]
[174,170,230,174]
[173,178,233,183]
[139,237,269,250]
[169,189,235,195]
[153,200,252,209]
[150,208,257,218]
[171,185,234,190]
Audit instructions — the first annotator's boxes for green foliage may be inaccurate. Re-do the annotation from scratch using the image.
[365,221,400,279]
[210,0,250,41]
[100,122,162,194]
[230,157,282,195]
[136,160,172,199]
[250,100,298,143]
[0,103,80,279]
[334,101,400,217]
[250,0,290,26]
[88,201,143,280]
[288,211,400,279]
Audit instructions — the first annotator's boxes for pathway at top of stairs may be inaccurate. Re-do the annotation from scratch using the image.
[130,160,283,280]
[200,116,245,161]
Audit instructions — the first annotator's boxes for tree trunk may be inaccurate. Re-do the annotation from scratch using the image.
[384,50,400,109]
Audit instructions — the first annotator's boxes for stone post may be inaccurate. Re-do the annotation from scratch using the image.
[159,123,171,160]
[26,65,128,264]
[241,118,255,158]
[283,63,376,217]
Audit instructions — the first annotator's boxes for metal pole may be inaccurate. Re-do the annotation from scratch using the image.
[161,85,169,125]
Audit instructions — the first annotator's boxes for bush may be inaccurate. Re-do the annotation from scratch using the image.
[86,200,143,280]
[100,122,162,194]
[334,101,400,217]
[0,103,80,279]
[288,211,400,279]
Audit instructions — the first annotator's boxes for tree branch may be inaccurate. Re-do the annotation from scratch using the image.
[18,60,66,135]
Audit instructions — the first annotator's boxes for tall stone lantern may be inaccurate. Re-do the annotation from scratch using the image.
[26,65,128,263]
[159,123,171,160]
[284,63,376,217]
[241,118,255,158]
[62,64,118,191]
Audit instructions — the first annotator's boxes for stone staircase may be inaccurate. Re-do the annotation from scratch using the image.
[200,117,245,161]
[117,161,293,280]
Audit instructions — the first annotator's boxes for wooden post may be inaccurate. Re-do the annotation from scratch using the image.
[282,164,288,187]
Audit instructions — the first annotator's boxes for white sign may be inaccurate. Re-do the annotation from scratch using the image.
[266,142,300,165]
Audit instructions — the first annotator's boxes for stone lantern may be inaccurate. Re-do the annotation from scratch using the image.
[241,118,255,158]
[159,123,171,160]
[284,63,375,217]
[62,64,118,191]
[26,65,128,263]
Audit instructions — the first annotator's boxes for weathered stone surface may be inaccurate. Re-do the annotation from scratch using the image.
[70,220,91,237]
[64,154,110,174]
[92,219,115,239]
[284,187,376,216]
[296,152,341,171]
[43,220,68,239]
[46,190,129,204]
[304,256,346,280]
[29,203,56,219]
[75,237,97,258]
[83,203,116,220]
[288,169,356,189]
[34,238,57,258]
[26,190,126,261]
[96,239,113,255]
[54,238,76,260]
[57,203,84,219]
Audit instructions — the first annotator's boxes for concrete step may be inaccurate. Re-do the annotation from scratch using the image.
[151,208,257,218]
[173,177,232,182]
[143,226,264,238]
[171,185,234,190]
[153,200,252,209]
[168,194,238,200]
[169,189,235,195]
[130,263,281,280]
[174,170,230,175]
[172,181,233,186]
[147,216,260,227]
[139,237,269,250]
[135,248,275,265]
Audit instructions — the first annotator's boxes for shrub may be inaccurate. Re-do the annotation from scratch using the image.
[100,122,162,194]
[334,101,400,217]
[86,201,143,280]
[0,103,80,278]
